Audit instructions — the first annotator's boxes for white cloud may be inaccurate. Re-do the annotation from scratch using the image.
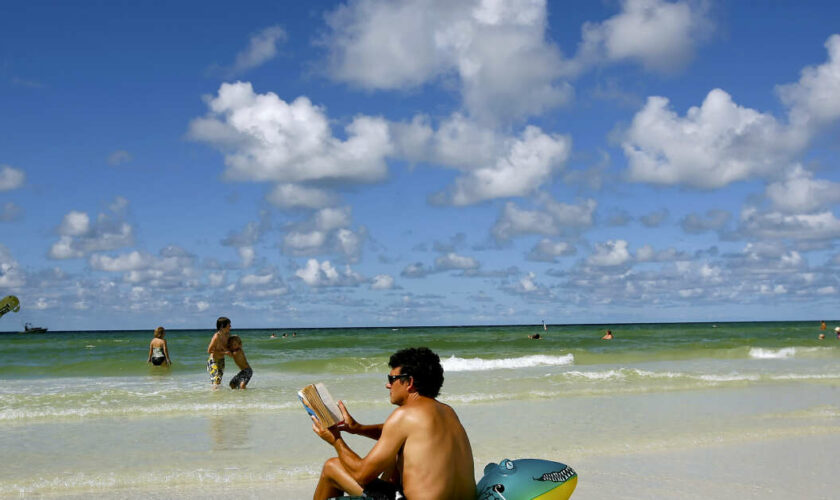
[267,183,334,209]
[578,0,712,73]
[0,244,25,288]
[623,90,800,188]
[527,238,575,262]
[0,165,25,191]
[434,252,479,271]
[49,201,134,259]
[295,258,365,287]
[89,251,149,272]
[394,115,572,205]
[371,274,395,290]
[625,35,840,190]
[189,82,392,184]
[492,197,596,241]
[239,271,276,287]
[765,165,840,213]
[282,207,367,261]
[231,26,286,74]
[324,0,573,122]
[777,34,840,129]
[587,239,631,267]
[739,206,840,241]
[59,211,91,236]
[238,246,256,267]
[445,126,571,205]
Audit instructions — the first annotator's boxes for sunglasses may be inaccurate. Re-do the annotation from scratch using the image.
[387,374,411,384]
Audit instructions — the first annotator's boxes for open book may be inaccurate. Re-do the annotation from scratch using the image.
[298,383,344,428]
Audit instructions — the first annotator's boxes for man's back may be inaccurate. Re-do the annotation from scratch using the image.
[397,397,475,500]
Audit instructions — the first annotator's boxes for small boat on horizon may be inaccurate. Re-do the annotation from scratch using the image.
[22,322,48,333]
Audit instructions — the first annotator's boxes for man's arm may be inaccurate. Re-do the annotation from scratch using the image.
[313,409,408,485]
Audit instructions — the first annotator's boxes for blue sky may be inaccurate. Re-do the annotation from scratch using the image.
[2,0,840,330]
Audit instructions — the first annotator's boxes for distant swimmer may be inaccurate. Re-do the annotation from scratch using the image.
[528,333,542,340]
[818,333,825,340]
[601,330,613,340]
[836,327,840,339]
[820,320,827,330]
[270,333,277,339]
[147,326,171,366]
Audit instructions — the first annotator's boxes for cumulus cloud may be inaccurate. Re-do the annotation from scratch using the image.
[87,246,200,288]
[587,239,632,267]
[492,196,596,241]
[577,0,713,73]
[527,238,576,262]
[623,90,799,188]
[267,183,334,209]
[504,271,551,297]
[221,218,271,267]
[323,0,573,123]
[49,199,134,259]
[231,26,287,74]
[739,206,840,241]
[188,82,392,185]
[400,251,481,278]
[0,244,26,288]
[370,274,395,290]
[777,34,840,129]
[434,252,479,271]
[282,206,367,261]
[765,165,840,214]
[0,165,25,191]
[295,258,365,287]
[394,115,572,205]
[624,35,840,190]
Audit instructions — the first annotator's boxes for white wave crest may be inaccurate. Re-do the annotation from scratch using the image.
[749,347,797,359]
[442,354,574,372]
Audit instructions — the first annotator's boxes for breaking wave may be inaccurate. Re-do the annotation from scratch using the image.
[442,354,574,372]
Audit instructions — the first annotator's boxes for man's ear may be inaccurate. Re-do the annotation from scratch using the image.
[406,376,416,392]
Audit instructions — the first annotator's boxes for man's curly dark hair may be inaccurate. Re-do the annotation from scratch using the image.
[389,347,444,398]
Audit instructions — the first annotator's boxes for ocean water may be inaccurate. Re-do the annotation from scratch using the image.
[1,322,838,498]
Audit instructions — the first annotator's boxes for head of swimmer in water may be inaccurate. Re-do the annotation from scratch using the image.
[153,326,165,338]
[216,317,231,331]
[228,335,242,351]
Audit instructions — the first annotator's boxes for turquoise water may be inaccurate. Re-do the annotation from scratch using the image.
[1,321,834,377]
[1,322,838,498]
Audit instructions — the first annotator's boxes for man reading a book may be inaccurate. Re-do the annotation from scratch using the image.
[311,347,476,500]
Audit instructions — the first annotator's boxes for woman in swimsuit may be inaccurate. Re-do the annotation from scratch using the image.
[147,326,171,366]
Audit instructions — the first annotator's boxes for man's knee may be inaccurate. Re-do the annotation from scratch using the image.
[321,457,343,479]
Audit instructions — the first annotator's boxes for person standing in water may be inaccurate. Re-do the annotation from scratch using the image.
[147,326,171,366]
[601,330,613,340]
[206,317,231,389]
[227,335,252,389]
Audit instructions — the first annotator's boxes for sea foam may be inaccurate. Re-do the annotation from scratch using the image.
[749,347,797,359]
[441,353,574,372]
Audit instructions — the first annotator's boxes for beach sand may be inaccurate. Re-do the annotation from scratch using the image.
[10,383,837,499]
[25,433,838,499]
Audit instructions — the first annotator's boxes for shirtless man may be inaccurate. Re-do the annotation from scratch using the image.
[206,316,231,389]
[311,347,475,500]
